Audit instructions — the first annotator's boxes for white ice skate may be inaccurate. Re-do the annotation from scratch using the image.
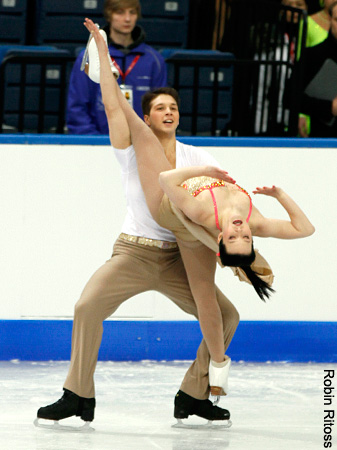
[34,417,94,433]
[209,355,231,397]
[80,24,119,83]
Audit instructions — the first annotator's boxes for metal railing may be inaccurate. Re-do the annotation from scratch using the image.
[166,0,307,137]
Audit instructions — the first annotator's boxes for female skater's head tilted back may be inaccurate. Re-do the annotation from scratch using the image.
[212,185,274,301]
[219,219,253,255]
[218,238,274,301]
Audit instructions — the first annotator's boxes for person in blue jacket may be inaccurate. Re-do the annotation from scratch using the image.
[66,0,167,135]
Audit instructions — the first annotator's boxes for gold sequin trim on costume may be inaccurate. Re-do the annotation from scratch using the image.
[182,176,251,201]
[182,176,227,196]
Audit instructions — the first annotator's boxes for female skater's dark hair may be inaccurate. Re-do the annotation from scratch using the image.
[218,238,275,301]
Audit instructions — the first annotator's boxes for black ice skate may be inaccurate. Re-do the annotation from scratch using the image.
[172,390,232,429]
[34,388,96,432]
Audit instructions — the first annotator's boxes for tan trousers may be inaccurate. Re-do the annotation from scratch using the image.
[64,237,240,400]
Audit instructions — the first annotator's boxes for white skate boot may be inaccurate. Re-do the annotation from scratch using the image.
[209,355,231,397]
[80,25,119,83]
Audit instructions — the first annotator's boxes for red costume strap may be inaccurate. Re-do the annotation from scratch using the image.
[209,184,252,231]
[183,179,252,231]
[209,188,222,231]
[236,184,252,222]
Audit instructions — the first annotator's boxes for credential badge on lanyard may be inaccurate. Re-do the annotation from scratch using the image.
[120,85,133,108]
[111,54,141,109]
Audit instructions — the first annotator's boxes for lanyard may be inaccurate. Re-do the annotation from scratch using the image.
[111,54,141,84]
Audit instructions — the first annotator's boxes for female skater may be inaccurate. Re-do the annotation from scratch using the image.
[83,18,315,395]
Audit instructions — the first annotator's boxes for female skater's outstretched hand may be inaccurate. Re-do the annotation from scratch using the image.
[253,185,283,198]
[205,166,236,184]
[83,18,108,53]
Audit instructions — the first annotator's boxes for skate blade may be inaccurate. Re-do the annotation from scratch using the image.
[80,35,92,72]
[80,23,100,72]
[172,418,232,430]
[34,418,95,433]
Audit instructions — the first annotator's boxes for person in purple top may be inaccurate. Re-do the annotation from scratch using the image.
[66,0,167,135]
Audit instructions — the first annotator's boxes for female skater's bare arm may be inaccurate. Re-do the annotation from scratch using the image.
[84,18,131,149]
[252,185,315,239]
[159,165,235,222]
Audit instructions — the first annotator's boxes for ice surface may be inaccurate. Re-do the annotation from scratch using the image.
[0,360,332,449]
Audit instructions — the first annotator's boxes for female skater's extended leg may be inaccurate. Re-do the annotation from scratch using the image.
[178,242,225,362]
[84,18,169,220]
[113,67,171,221]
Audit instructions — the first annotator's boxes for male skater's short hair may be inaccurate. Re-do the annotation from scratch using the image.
[141,88,181,116]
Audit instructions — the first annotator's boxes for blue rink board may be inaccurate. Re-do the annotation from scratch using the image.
[0,134,337,148]
[0,320,336,362]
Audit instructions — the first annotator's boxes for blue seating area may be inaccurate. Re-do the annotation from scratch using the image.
[0,0,28,45]
[166,50,234,136]
[0,46,73,132]
[33,0,104,55]
[0,1,104,54]
[138,0,190,48]
[0,0,191,53]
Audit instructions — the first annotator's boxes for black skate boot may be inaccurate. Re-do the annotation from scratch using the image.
[35,389,95,431]
[173,390,232,429]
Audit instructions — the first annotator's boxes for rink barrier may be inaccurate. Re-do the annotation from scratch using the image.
[0,134,337,147]
[1,135,336,362]
[0,320,336,362]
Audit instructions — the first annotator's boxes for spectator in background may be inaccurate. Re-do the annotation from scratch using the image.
[306,0,335,46]
[66,0,167,135]
[253,0,308,135]
[298,0,337,136]
[282,0,308,23]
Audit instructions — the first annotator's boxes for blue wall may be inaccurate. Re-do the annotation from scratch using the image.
[1,320,336,362]
[0,134,337,147]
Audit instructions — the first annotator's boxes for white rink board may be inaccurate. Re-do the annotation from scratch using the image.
[0,143,335,321]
